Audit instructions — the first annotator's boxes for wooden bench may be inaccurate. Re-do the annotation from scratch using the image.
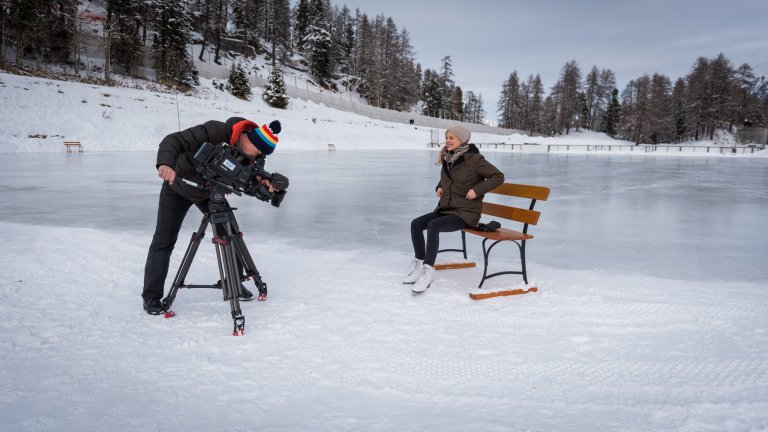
[327,143,336,151]
[436,183,551,300]
[64,141,83,152]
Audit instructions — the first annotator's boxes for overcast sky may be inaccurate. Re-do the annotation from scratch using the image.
[332,0,768,119]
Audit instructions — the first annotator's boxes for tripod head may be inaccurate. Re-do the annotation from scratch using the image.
[207,185,231,213]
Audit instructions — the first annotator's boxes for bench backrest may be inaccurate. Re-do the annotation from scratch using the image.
[482,183,550,228]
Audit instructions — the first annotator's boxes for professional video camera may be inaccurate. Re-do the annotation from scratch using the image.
[193,141,288,207]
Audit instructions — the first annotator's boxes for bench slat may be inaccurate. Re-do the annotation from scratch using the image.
[490,183,550,201]
[481,202,541,225]
[463,227,534,241]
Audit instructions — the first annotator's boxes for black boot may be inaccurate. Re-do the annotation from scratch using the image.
[217,280,254,301]
[143,297,164,315]
[238,285,254,301]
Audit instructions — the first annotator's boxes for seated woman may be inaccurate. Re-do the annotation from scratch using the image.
[405,125,504,293]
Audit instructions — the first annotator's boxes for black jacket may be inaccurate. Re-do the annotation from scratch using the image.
[156,117,256,202]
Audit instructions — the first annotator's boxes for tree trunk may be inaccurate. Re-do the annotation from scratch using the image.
[72,32,80,75]
[213,0,223,64]
[198,38,206,61]
[1,10,7,66]
[104,27,111,81]
[271,38,276,68]
[15,32,28,66]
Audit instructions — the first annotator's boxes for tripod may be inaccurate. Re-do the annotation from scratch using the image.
[162,186,267,336]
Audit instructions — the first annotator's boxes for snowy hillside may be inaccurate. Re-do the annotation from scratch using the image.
[0,70,420,152]
[3,69,763,157]
[0,70,643,153]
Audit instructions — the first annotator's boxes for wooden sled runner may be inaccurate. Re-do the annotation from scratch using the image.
[469,286,538,300]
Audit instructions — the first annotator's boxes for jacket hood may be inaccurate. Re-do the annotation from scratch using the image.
[227,117,258,146]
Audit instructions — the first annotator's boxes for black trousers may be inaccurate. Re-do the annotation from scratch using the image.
[410,211,468,267]
[142,183,237,300]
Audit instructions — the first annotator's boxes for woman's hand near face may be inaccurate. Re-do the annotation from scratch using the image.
[436,187,443,197]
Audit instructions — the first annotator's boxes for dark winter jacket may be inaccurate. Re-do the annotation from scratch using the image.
[435,144,505,226]
[156,117,258,202]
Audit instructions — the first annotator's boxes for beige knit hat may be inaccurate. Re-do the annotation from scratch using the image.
[446,125,471,144]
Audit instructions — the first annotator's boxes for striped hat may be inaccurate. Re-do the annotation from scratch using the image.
[246,120,281,155]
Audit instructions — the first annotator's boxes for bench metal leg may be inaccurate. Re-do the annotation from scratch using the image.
[477,239,526,288]
[520,240,528,284]
[437,230,468,257]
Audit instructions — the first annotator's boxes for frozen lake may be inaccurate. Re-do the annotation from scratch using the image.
[1,150,766,282]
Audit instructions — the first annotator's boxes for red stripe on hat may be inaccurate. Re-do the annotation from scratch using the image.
[260,124,278,141]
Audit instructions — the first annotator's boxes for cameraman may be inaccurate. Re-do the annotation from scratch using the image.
[142,117,282,315]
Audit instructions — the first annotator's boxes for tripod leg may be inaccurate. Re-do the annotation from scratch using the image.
[213,222,245,336]
[233,236,268,301]
[162,214,211,316]
[228,210,268,301]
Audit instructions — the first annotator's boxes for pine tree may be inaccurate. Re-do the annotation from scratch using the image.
[47,0,78,64]
[733,63,764,128]
[227,62,251,99]
[524,74,545,135]
[647,73,673,143]
[583,66,600,130]
[438,55,455,118]
[555,60,582,134]
[453,86,464,121]
[475,93,486,124]
[542,94,559,136]
[592,68,616,131]
[497,71,520,129]
[268,0,292,65]
[394,31,420,110]
[421,69,442,117]
[352,12,374,100]
[194,0,214,61]
[332,5,354,74]
[150,0,198,87]
[106,0,144,76]
[303,0,332,82]
[577,92,588,131]
[463,91,485,124]
[0,1,8,66]
[464,91,478,123]
[229,0,260,58]
[8,0,50,66]
[671,78,687,142]
[263,68,289,108]
[602,89,620,138]
[621,75,652,144]
[293,0,311,51]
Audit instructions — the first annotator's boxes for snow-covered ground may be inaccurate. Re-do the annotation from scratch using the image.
[1,71,767,431]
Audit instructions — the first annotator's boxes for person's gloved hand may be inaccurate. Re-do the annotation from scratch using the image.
[476,221,501,232]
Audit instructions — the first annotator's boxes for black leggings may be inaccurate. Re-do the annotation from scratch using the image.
[410,212,468,267]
